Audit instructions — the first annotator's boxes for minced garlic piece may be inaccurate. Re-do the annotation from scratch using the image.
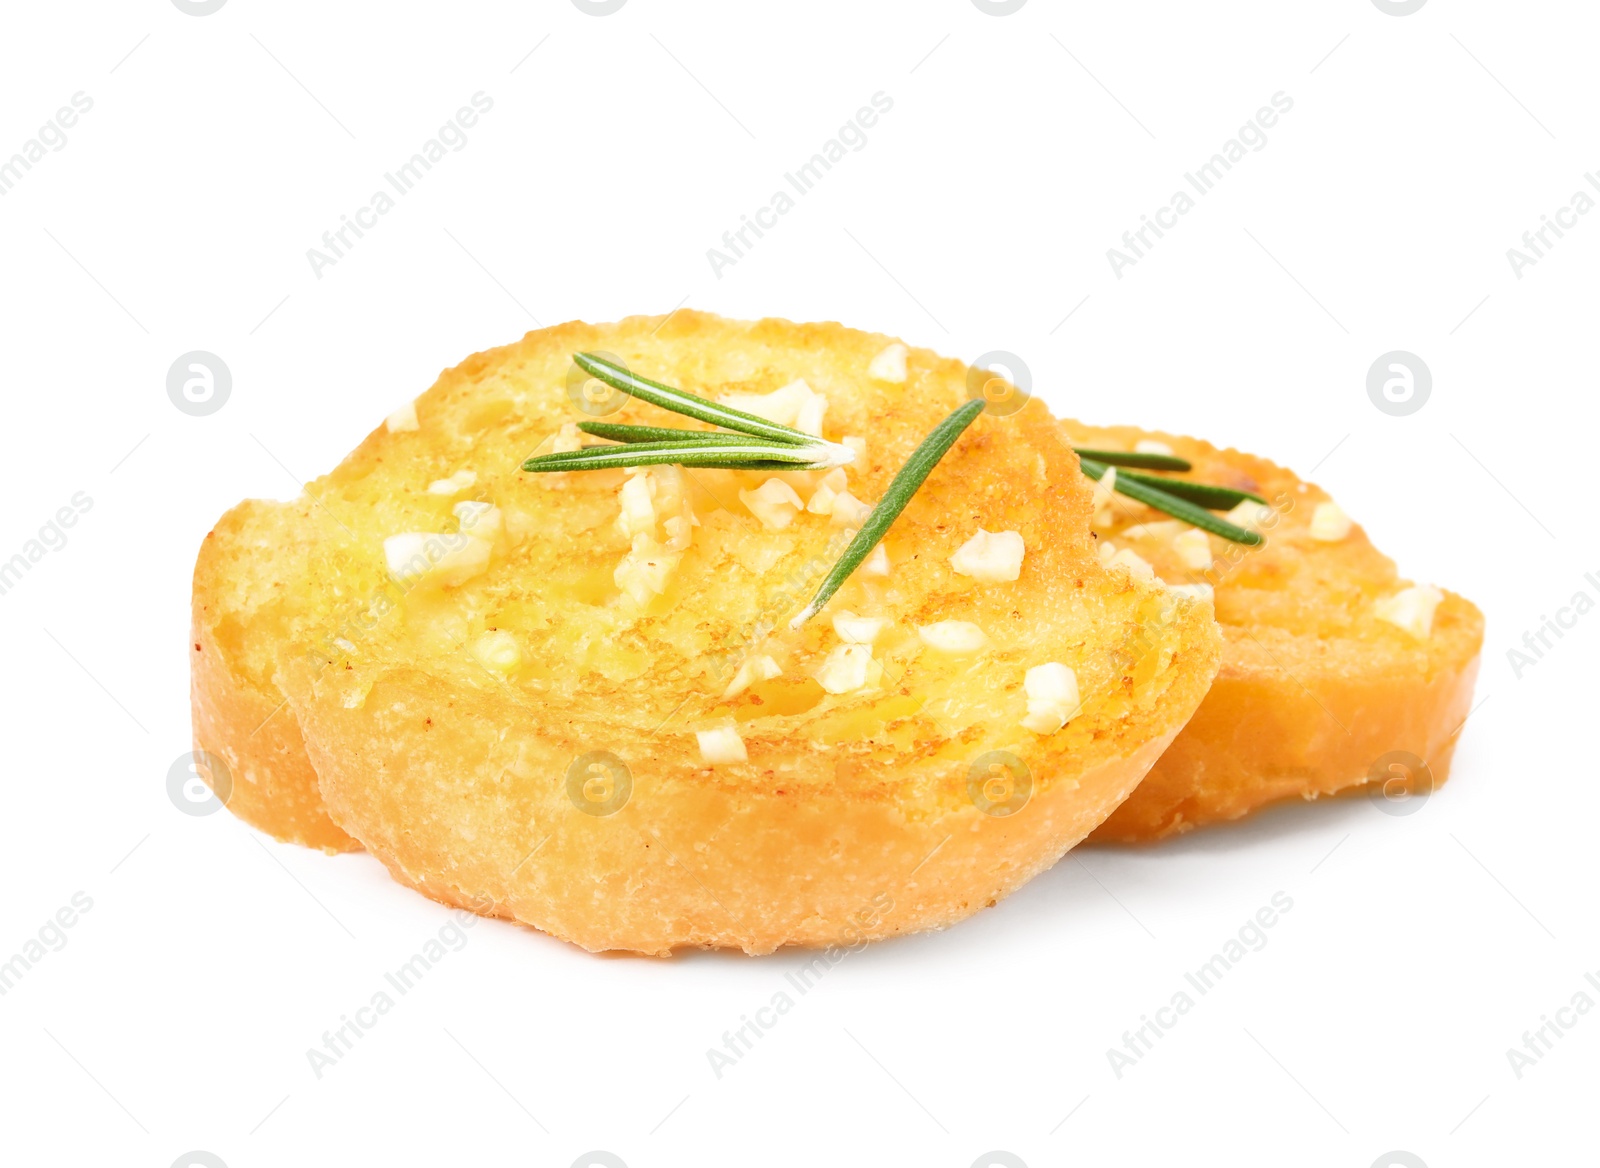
[917,621,988,654]
[1134,439,1173,456]
[721,379,828,433]
[453,500,502,542]
[830,490,873,528]
[428,469,477,495]
[816,644,875,694]
[842,436,867,460]
[860,543,890,577]
[949,528,1025,582]
[616,470,657,539]
[1109,547,1155,579]
[697,724,747,764]
[385,400,420,432]
[1226,499,1272,531]
[1021,662,1080,735]
[471,630,521,674]
[832,611,886,644]
[723,653,782,698]
[867,343,908,383]
[1309,501,1352,542]
[614,534,682,605]
[1168,582,1214,604]
[740,478,804,530]
[1374,585,1443,639]
[1172,526,1213,571]
[1097,540,1117,564]
[384,531,492,588]
[385,502,500,587]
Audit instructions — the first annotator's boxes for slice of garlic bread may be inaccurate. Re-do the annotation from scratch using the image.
[194,312,1222,954]
[1057,423,1484,843]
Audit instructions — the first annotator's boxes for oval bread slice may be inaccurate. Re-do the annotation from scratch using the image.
[193,312,1222,954]
[1060,423,1484,842]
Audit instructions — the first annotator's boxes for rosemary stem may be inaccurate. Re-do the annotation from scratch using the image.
[791,398,987,628]
[1080,456,1262,545]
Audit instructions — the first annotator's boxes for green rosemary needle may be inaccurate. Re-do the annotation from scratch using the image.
[524,439,838,473]
[574,352,832,449]
[1109,468,1265,510]
[577,421,754,445]
[1079,456,1262,545]
[791,398,987,628]
[1072,447,1192,472]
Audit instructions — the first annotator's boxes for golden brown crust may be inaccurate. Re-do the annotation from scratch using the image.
[190,512,358,852]
[1062,424,1486,842]
[197,311,1221,953]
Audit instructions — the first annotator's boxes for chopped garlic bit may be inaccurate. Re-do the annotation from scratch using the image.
[917,620,989,654]
[816,643,876,694]
[830,490,873,528]
[1308,501,1352,542]
[949,528,1025,583]
[1374,585,1443,639]
[1134,439,1173,456]
[428,469,477,495]
[724,653,782,698]
[842,436,867,460]
[614,534,682,606]
[551,423,584,454]
[616,470,658,539]
[385,502,501,587]
[697,724,747,764]
[1168,582,1214,604]
[867,343,908,383]
[1097,540,1117,564]
[471,630,521,674]
[860,543,891,577]
[721,379,829,436]
[385,400,420,433]
[1109,547,1155,579]
[807,468,848,516]
[740,477,804,530]
[1021,662,1080,735]
[384,530,491,588]
[832,611,886,644]
[1172,526,1213,571]
[454,500,503,542]
[1090,466,1118,527]
[1226,499,1272,531]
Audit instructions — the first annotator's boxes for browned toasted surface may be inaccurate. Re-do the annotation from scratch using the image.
[1057,423,1484,842]
[192,312,1222,952]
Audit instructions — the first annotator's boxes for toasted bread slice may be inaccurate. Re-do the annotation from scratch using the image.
[192,313,1221,954]
[1056,423,1484,842]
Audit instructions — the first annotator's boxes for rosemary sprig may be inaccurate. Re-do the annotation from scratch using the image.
[1072,447,1192,472]
[525,439,838,473]
[578,421,752,444]
[1109,468,1265,510]
[1079,456,1262,545]
[573,352,833,449]
[791,398,987,628]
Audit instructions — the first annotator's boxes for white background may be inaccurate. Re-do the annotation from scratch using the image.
[0,1,1594,1165]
